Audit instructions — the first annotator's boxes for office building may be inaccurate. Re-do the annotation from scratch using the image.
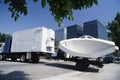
[55,24,83,42]
[84,20,107,40]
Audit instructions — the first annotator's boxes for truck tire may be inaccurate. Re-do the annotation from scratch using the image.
[20,55,26,62]
[75,58,89,71]
[11,58,17,61]
[0,55,3,60]
[32,56,40,63]
[32,54,40,63]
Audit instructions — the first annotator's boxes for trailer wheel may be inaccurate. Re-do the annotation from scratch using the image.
[32,54,40,63]
[20,55,26,62]
[32,56,40,63]
[76,58,89,70]
[0,55,3,60]
[11,58,17,61]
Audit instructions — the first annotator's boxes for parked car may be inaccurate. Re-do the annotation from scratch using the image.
[103,56,114,63]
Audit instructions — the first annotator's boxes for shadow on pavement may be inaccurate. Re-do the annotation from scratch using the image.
[0,71,30,80]
[46,63,99,73]
[84,67,99,72]
[4,59,46,64]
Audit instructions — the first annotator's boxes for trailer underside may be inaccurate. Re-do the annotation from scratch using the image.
[57,49,104,70]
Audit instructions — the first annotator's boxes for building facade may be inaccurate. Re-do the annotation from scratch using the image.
[55,24,83,42]
[55,20,107,42]
[84,20,107,40]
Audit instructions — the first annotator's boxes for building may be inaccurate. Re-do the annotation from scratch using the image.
[55,24,83,42]
[84,20,107,40]
[55,20,107,42]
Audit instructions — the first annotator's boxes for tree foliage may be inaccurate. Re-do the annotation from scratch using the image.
[3,0,28,21]
[107,12,120,49]
[1,0,98,26]
[0,32,12,43]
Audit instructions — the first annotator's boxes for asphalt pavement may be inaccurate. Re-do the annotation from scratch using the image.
[0,59,120,80]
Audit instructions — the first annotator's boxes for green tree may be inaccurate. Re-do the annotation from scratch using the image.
[107,12,120,50]
[1,0,98,26]
[0,32,12,43]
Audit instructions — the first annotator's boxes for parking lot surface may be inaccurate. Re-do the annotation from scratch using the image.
[0,59,120,80]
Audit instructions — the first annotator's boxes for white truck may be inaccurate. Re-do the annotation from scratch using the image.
[0,27,55,62]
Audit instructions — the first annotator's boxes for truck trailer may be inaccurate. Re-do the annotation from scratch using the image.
[57,35,118,70]
[0,27,55,62]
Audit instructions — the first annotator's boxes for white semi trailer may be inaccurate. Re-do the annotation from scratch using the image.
[0,27,55,62]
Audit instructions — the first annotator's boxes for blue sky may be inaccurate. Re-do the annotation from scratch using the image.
[0,0,120,34]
